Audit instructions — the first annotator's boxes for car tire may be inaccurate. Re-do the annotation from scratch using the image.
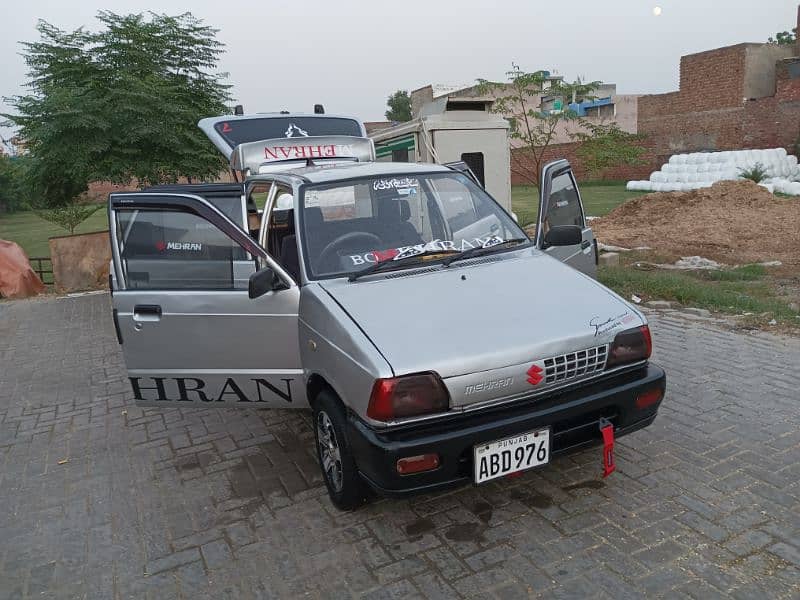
[312,389,368,510]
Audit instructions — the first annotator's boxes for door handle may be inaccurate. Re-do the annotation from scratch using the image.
[133,304,162,322]
[581,240,591,250]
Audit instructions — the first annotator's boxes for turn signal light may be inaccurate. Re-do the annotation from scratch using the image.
[396,454,440,475]
[367,373,450,422]
[606,325,652,369]
[635,388,663,410]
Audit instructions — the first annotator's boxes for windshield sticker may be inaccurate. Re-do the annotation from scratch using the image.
[589,311,637,337]
[373,177,419,192]
[348,236,505,266]
[285,123,309,137]
[156,241,202,252]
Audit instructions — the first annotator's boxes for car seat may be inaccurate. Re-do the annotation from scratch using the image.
[376,199,421,247]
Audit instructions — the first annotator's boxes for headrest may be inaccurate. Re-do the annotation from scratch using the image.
[398,199,410,222]
[275,192,293,211]
[304,206,324,229]
[376,198,410,222]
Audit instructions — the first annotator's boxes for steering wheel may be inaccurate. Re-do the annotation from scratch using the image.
[318,231,383,268]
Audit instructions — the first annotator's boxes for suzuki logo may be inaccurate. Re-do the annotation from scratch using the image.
[526,364,544,386]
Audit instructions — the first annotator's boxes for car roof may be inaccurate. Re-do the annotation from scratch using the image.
[250,161,452,185]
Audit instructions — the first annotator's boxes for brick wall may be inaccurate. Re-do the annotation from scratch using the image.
[510,141,656,185]
[677,45,747,111]
[638,41,800,164]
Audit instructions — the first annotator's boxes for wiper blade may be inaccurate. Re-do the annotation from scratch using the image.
[442,238,529,267]
[348,249,458,282]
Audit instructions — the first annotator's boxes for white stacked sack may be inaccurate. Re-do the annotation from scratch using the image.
[626,148,800,195]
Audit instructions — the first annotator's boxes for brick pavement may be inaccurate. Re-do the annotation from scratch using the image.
[0,293,798,599]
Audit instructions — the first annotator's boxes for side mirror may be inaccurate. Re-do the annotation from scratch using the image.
[543,225,582,248]
[248,267,287,298]
[511,211,519,223]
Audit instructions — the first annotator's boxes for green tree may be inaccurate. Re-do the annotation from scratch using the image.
[573,122,647,179]
[385,90,412,122]
[0,155,32,212]
[477,64,601,186]
[3,12,232,208]
[767,28,797,45]
[33,202,103,235]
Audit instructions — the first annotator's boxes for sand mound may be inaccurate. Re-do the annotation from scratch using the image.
[592,180,800,266]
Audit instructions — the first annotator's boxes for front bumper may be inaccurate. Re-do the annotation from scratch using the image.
[347,363,665,497]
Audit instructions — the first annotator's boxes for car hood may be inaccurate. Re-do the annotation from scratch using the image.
[319,249,645,406]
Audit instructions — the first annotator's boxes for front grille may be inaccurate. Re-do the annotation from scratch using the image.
[544,345,608,384]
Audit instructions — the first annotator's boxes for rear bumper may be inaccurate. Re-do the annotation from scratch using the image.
[347,363,665,498]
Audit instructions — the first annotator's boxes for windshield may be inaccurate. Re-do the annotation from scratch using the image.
[300,172,528,279]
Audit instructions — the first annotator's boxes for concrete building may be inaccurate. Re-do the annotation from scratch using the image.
[410,77,639,147]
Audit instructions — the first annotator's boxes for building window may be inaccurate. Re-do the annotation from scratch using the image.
[392,148,409,162]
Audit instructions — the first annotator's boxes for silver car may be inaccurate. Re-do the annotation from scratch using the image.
[108,158,665,510]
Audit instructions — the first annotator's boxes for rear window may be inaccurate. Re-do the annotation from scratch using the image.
[214,117,362,147]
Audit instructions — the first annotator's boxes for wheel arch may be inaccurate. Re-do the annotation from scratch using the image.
[307,373,343,409]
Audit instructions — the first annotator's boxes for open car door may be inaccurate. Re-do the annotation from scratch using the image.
[535,160,598,278]
[108,192,306,408]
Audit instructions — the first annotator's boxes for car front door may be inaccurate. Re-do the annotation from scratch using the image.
[109,192,306,408]
[536,160,598,278]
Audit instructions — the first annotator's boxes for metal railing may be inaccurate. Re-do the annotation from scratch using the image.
[30,257,54,286]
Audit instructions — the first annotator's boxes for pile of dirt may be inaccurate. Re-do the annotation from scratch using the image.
[592,180,800,266]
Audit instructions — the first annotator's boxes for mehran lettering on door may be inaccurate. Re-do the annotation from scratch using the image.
[129,376,295,404]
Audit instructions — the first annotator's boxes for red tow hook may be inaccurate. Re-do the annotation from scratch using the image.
[599,418,616,478]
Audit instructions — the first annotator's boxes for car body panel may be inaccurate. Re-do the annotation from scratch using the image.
[298,283,394,410]
[318,248,641,394]
[108,192,305,408]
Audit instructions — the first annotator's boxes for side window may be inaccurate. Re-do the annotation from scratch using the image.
[266,185,295,257]
[460,152,485,187]
[115,209,253,290]
[249,182,272,211]
[248,182,272,236]
[545,173,584,229]
[429,177,477,232]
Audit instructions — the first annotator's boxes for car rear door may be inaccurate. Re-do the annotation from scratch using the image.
[535,160,598,278]
[109,192,306,408]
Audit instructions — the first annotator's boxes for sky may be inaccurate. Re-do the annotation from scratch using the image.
[1,0,798,143]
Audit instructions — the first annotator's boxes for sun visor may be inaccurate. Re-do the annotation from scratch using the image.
[229,136,376,175]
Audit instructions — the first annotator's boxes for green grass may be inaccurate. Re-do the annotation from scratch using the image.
[511,181,639,226]
[0,209,108,258]
[599,264,799,324]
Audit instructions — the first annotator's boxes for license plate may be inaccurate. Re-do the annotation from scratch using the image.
[473,428,550,484]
